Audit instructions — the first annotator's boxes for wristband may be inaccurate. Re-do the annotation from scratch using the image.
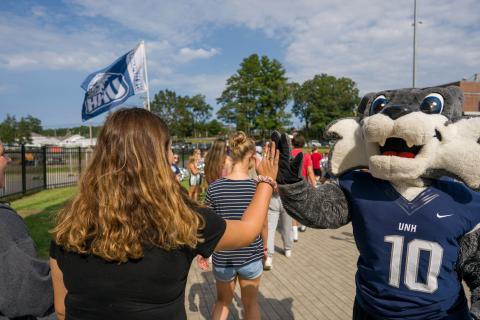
[255,175,277,190]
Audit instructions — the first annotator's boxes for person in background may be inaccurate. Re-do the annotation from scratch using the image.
[199,150,207,197]
[0,142,56,320]
[171,153,182,182]
[204,139,232,185]
[188,149,202,201]
[264,187,293,270]
[198,139,233,269]
[320,151,330,183]
[290,134,315,239]
[49,108,278,320]
[310,144,322,184]
[205,132,268,320]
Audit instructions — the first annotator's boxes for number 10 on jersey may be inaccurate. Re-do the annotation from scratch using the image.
[384,235,443,293]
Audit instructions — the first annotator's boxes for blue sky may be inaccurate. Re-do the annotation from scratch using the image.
[0,0,479,128]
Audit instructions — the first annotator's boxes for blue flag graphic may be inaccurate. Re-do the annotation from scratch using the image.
[81,42,146,121]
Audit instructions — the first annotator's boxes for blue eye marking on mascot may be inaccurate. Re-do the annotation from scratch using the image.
[82,73,130,115]
[370,92,445,118]
[420,93,444,114]
[370,95,388,115]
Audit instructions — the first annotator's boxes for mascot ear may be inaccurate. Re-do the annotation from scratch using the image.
[356,93,376,118]
[432,117,480,190]
[324,118,369,176]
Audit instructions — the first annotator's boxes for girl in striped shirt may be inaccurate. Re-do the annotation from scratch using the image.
[205,131,267,320]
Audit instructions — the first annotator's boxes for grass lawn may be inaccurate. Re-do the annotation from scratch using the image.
[11,187,77,259]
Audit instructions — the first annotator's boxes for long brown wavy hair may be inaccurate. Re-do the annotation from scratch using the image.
[51,108,203,262]
[204,139,227,184]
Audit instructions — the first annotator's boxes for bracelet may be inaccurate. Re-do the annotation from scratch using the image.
[255,175,277,190]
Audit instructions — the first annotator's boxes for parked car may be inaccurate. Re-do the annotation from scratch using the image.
[309,140,322,147]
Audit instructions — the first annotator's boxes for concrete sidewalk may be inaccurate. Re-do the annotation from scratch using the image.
[185,224,358,319]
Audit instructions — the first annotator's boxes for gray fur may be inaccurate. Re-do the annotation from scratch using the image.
[457,229,480,319]
[278,179,350,229]
[357,86,464,121]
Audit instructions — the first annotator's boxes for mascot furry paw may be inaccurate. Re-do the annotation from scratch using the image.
[274,86,480,320]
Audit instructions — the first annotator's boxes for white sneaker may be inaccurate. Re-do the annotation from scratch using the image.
[293,227,299,242]
[284,249,292,258]
[264,257,273,270]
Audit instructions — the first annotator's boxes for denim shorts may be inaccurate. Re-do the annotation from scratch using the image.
[213,259,263,282]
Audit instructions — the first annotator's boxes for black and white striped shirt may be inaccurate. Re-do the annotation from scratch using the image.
[205,178,263,268]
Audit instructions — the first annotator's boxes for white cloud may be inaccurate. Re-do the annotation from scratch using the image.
[177,47,220,62]
[1,0,479,98]
[68,0,480,94]
[0,14,127,71]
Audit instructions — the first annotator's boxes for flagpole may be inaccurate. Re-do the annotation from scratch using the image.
[142,40,151,111]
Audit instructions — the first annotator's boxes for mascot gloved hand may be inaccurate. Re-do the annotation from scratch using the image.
[271,131,303,185]
[274,86,480,320]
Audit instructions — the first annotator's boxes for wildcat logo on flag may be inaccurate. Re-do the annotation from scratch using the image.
[81,42,147,121]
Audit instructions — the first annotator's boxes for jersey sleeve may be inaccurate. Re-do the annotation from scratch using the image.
[195,207,226,258]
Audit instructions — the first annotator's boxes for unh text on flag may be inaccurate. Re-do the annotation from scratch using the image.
[81,42,147,121]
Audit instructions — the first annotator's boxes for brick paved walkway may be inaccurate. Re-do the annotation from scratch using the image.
[185,224,358,319]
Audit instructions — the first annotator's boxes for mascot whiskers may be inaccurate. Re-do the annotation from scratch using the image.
[273,86,480,319]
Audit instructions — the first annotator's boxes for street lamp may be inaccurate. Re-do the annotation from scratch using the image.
[412,0,422,88]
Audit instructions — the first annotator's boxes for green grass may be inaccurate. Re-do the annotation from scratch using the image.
[12,187,77,218]
[11,187,77,258]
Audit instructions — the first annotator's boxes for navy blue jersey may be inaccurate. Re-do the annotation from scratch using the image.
[339,171,480,319]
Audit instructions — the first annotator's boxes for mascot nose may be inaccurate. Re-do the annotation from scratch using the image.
[381,105,411,120]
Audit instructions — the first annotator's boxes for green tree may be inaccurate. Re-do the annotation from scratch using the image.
[0,114,43,144]
[186,94,212,137]
[217,54,292,136]
[17,115,43,144]
[0,114,17,144]
[205,119,226,136]
[293,74,360,138]
[151,90,212,138]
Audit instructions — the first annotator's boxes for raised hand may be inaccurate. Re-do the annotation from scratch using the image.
[256,141,279,181]
[271,131,303,185]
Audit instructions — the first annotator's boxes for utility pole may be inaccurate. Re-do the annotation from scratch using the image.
[412,0,417,88]
[412,0,422,88]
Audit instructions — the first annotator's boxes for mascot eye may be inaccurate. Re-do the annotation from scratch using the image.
[370,95,388,115]
[420,93,444,114]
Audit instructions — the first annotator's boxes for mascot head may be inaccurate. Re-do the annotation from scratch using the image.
[326,86,480,189]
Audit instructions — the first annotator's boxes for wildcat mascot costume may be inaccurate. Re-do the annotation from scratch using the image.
[273,86,480,319]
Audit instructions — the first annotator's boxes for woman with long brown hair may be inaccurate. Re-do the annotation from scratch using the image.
[188,149,202,200]
[49,108,278,320]
[204,138,232,185]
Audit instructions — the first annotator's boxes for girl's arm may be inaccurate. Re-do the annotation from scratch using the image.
[50,258,67,320]
[189,163,200,175]
[215,143,278,251]
[261,216,268,257]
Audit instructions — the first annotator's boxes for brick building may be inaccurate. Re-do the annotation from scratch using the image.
[439,74,480,116]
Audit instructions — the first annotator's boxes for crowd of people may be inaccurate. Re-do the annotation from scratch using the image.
[0,107,331,320]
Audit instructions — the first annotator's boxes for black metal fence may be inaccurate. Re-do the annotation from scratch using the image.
[0,145,93,200]
[0,143,217,200]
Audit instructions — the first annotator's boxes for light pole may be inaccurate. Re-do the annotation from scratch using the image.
[412,0,422,88]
